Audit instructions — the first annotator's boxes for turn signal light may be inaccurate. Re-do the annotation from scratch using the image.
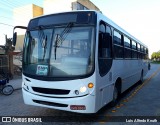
[88,83,94,88]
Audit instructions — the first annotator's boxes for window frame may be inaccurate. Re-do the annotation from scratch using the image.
[137,44,140,51]
[113,30,123,46]
[113,29,124,59]
[124,35,131,48]
[132,40,137,50]
[98,20,113,76]
[98,21,112,59]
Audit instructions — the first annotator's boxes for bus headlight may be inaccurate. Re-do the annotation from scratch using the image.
[80,86,87,93]
[74,85,88,95]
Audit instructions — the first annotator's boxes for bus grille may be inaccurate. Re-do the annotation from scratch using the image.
[32,87,70,95]
[33,100,68,107]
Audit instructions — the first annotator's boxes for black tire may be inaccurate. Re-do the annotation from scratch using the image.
[139,71,144,84]
[110,86,119,107]
[2,85,14,95]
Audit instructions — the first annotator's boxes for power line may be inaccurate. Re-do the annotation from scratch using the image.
[3,0,43,8]
[0,16,28,24]
[0,0,43,16]
[0,22,14,27]
[0,1,43,26]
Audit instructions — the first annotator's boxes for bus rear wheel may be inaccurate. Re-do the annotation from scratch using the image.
[139,71,144,84]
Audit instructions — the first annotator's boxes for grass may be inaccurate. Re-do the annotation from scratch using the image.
[151,61,160,64]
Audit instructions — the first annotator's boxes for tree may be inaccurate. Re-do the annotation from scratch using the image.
[151,52,157,60]
[157,52,160,61]
[151,51,160,61]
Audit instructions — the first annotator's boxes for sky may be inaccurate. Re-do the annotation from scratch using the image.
[0,0,160,57]
[91,0,160,58]
[0,0,43,43]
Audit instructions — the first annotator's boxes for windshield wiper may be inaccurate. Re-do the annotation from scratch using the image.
[54,22,74,60]
[38,26,46,47]
[38,26,48,61]
[54,34,59,60]
[42,36,47,60]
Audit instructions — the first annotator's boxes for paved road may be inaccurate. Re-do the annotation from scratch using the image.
[0,64,160,125]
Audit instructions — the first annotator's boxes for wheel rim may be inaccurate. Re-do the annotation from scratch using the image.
[2,85,14,95]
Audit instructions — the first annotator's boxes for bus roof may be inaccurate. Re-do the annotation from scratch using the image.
[31,10,147,48]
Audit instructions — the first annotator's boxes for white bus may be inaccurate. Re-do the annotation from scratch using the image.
[13,10,149,113]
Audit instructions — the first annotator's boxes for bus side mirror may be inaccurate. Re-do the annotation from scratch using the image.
[12,26,27,46]
[13,32,17,46]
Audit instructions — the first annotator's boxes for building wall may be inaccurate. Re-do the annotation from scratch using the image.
[43,0,73,14]
[0,48,5,54]
[43,0,100,14]
[33,5,44,17]
[13,4,43,51]
[77,0,100,11]
[14,4,42,27]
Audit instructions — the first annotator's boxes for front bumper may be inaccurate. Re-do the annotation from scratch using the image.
[22,88,96,113]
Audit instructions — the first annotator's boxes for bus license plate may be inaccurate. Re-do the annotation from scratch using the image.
[70,105,86,110]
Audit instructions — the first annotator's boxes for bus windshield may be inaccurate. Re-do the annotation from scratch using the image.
[23,26,95,79]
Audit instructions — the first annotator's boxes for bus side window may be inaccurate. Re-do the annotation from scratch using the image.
[98,22,112,76]
[98,24,112,58]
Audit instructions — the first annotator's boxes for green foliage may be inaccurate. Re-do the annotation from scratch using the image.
[151,61,160,64]
[151,51,160,60]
